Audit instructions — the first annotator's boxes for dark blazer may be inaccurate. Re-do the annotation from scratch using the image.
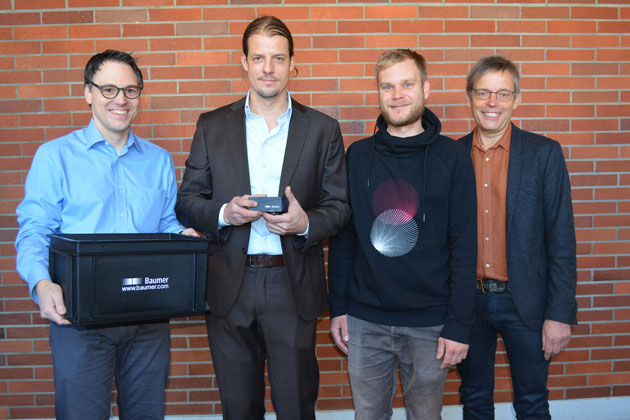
[175,97,350,321]
[460,124,577,331]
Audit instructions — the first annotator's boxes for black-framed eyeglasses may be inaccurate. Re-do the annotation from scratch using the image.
[471,89,516,102]
[89,82,143,99]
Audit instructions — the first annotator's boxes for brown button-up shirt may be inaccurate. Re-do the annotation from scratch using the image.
[471,125,512,282]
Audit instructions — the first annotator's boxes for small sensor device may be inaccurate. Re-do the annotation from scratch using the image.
[249,196,288,214]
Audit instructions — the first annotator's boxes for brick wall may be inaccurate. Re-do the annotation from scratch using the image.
[1,1,629,418]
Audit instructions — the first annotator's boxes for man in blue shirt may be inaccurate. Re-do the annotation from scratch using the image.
[15,50,197,420]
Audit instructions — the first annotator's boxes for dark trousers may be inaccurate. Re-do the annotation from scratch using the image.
[458,290,551,420]
[49,321,170,420]
[206,266,319,420]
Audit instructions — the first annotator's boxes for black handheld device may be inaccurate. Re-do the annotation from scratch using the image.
[249,196,288,214]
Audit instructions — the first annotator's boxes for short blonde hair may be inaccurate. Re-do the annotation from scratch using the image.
[375,49,427,84]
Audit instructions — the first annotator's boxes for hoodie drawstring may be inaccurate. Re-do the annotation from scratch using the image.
[421,144,428,223]
[367,123,377,188]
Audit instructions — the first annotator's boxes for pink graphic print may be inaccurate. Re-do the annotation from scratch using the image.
[370,179,420,257]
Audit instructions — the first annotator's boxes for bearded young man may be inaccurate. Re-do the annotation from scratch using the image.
[328,49,477,420]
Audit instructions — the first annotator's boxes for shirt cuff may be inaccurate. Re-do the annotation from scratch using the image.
[28,265,52,305]
[218,203,230,227]
[297,221,309,237]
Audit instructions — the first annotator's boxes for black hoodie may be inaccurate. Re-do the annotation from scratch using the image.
[328,108,477,344]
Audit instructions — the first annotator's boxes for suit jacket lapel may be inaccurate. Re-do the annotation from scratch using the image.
[227,99,251,195]
[279,100,310,194]
[506,123,524,235]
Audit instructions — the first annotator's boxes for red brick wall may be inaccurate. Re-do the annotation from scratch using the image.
[1,1,629,418]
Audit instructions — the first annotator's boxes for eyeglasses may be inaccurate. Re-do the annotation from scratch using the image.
[471,89,516,102]
[89,82,143,99]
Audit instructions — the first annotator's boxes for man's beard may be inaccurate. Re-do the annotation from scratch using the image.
[253,74,283,99]
[254,86,281,99]
[380,102,424,128]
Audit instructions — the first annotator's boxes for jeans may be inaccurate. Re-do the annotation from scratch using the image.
[457,290,551,420]
[347,315,448,420]
[50,321,170,420]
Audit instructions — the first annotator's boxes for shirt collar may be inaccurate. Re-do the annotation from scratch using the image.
[244,90,293,122]
[472,123,512,152]
[83,119,143,153]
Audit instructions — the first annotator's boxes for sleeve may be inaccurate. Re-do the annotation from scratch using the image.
[175,115,226,242]
[441,144,478,344]
[327,214,357,318]
[543,141,578,324]
[158,153,186,234]
[15,147,63,303]
[297,120,351,250]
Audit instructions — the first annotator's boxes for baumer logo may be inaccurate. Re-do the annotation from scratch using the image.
[121,277,170,292]
[122,277,143,286]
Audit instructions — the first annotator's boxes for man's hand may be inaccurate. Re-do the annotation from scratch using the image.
[542,319,571,360]
[35,279,71,325]
[436,337,469,369]
[263,186,308,236]
[330,315,349,354]
[223,194,266,226]
[181,227,201,237]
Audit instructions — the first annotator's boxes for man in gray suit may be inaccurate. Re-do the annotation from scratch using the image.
[175,16,350,420]
[457,55,577,419]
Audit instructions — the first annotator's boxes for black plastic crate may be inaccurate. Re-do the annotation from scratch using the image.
[49,233,210,325]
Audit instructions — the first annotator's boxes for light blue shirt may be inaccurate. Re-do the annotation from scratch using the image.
[15,119,184,302]
[219,91,295,255]
[245,91,291,255]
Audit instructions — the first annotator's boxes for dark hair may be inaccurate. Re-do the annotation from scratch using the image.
[242,16,294,58]
[84,50,143,87]
[466,55,520,95]
[375,49,427,84]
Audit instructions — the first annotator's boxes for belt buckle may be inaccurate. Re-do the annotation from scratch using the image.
[247,255,260,268]
[478,278,487,294]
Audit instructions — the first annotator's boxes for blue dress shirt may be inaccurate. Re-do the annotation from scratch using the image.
[15,119,184,302]
[244,91,291,255]
[218,91,302,255]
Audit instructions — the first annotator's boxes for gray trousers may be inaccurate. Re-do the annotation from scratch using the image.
[347,315,448,420]
[49,320,170,420]
[206,266,319,420]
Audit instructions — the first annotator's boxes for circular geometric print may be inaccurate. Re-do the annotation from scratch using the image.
[370,180,420,257]
[370,209,419,257]
[373,179,418,224]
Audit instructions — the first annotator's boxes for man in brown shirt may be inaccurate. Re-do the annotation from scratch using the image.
[457,56,577,419]
[470,123,510,284]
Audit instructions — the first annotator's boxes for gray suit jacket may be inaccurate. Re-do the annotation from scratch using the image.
[176,97,350,321]
[460,124,577,330]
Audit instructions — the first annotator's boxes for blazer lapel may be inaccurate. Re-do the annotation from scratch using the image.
[278,100,310,194]
[506,123,524,235]
[227,99,251,195]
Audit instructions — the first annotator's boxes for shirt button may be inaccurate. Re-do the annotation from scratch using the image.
[485,263,490,268]
[484,183,488,187]
[485,157,490,161]
[485,237,489,241]
[120,213,124,217]
[118,185,123,189]
[484,209,489,213]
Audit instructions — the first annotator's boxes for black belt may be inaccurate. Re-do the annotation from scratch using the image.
[246,254,285,268]
[477,278,509,293]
